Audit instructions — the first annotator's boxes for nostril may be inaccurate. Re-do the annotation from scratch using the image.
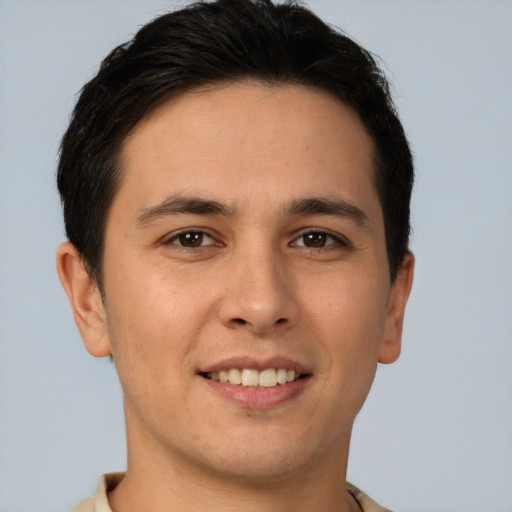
[233,317,286,326]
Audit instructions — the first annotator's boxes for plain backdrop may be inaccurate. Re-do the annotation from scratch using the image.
[1,1,511,511]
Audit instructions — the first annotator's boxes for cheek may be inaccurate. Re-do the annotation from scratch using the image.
[306,267,390,375]
[310,265,389,330]
[102,261,207,387]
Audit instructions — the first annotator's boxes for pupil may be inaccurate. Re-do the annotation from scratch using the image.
[179,232,203,247]
[305,233,326,247]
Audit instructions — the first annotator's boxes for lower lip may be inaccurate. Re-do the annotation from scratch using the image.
[201,376,310,409]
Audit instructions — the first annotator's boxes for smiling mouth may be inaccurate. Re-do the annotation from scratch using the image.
[201,368,307,388]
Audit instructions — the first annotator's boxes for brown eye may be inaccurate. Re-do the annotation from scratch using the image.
[291,230,347,250]
[164,230,218,250]
[177,232,205,247]
[303,232,327,247]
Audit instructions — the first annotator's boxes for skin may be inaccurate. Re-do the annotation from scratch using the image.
[57,81,414,512]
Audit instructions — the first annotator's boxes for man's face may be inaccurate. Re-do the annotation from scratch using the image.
[92,82,411,481]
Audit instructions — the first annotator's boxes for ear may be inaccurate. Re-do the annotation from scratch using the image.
[378,252,415,364]
[56,242,112,357]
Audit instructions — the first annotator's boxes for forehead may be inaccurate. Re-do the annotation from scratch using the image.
[115,81,378,216]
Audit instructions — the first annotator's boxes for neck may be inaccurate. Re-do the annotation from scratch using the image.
[109,465,360,512]
[108,414,359,512]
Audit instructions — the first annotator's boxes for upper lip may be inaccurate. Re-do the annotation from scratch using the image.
[199,355,312,375]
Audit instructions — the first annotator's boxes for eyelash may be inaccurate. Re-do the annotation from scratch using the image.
[289,229,350,250]
[162,229,350,251]
[163,230,220,249]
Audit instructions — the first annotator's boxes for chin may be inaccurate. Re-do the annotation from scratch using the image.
[197,451,311,485]
[180,424,343,485]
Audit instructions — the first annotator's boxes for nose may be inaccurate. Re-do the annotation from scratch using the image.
[218,245,300,335]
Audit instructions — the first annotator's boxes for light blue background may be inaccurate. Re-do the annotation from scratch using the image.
[1,1,511,510]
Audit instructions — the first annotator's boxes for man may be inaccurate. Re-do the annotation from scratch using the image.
[56,0,414,510]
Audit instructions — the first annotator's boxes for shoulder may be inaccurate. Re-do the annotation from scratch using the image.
[69,473,124,512]
[347,483,394,512]
[70,496,95,512]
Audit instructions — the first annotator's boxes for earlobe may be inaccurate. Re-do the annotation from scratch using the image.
[378,252,415,364]
[56,242,112,358]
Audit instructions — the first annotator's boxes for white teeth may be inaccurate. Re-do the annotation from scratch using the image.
[228,368,242,385]
[242,368,259,386]
[276,368,288,385]
[207,368,301,387]
[259,369,277,387]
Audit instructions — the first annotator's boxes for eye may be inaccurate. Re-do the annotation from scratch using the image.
[166,231,216,248]
[291,231,347,249]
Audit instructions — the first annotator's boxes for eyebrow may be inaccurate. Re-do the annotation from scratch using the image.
[136,194,369,228]
[287,197,369,227]
[136,196,234,226]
